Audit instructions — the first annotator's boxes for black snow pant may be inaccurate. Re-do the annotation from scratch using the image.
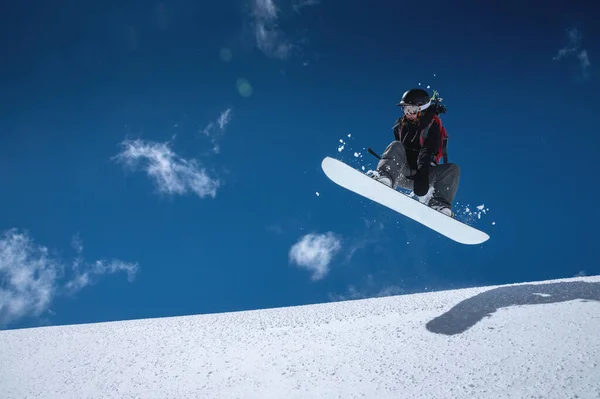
[376,141,460,208]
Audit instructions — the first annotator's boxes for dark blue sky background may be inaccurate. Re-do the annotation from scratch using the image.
[0,0,598,330]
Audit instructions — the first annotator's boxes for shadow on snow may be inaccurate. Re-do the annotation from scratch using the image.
[426,281,600,335]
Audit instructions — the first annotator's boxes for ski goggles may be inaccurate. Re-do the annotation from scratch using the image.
[402,105,420,116]
[401,100,431,117]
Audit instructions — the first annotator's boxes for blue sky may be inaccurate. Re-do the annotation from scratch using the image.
[0,0,598,330]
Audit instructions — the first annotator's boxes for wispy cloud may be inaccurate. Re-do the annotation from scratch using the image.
[248,0,319,60]
[328,275,404,302]
[114,139,220,198]
[201,108,232,154]
[289,232,342,280]
[255,22,293,59]
[293,0,320,12]
[553,26,591,79]
[254,0,277,20]
[329,285,403,301]
[0,229,138,327]
[344,218,386,262]
[265,223,284,235]
[251,0,292,60]
[65,234,138,293]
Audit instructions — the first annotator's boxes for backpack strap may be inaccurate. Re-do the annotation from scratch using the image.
[440,124,449,164]
[431,95,449,164]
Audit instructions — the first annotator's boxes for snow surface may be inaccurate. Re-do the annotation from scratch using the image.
[1,275,600,399]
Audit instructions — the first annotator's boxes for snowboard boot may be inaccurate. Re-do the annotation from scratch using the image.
[429,199,454,218]
[431,205,454,218]
[366,169,392,188]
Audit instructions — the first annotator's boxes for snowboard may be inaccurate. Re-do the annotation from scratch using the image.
[321,156,490,245]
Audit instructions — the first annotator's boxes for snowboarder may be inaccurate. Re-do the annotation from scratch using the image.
[369,88,460,217]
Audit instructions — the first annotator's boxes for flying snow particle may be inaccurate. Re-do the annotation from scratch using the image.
[316,192,320,197]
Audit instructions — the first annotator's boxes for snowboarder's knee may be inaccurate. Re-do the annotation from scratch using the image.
[382,141,406,160]
[389,140,404,149]
[447,163,460,176]
[386,141,406,156]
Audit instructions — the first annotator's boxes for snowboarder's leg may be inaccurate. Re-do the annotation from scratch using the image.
[374,141,414,189]
[427,163,460,212]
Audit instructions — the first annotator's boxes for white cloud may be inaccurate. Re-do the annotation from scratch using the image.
[0,229,138,327]
[114,138,220,198]
[553,27,591,79]
[202,108,233,153]
[289,232,341,280]
[248,0,319,60]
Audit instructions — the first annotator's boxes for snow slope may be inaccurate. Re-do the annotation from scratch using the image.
[1,275,600,399]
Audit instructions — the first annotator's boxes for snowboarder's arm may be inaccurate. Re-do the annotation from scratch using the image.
[417,119,441,170]
[392,118,402,141]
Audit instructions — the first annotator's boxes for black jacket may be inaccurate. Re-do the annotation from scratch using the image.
[392,115,442,171]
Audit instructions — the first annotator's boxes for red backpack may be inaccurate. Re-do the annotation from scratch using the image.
[420,114,449,164]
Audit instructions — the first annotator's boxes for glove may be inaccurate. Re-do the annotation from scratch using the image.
[410,168,430,196]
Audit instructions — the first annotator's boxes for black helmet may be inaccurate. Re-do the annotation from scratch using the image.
[397,88,431,107]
